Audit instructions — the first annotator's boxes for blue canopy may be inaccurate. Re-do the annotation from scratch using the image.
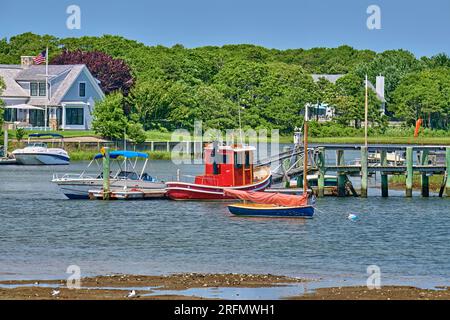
[94,150,149,160]
[29,133,64,138]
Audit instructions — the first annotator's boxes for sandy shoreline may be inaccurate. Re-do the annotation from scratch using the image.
[1,273,449,300]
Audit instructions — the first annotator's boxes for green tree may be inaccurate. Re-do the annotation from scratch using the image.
[15,128,26,143]
[92,92,128,140]
[329,74,386,128]
[355,50,421,105]
[392,68,450,129]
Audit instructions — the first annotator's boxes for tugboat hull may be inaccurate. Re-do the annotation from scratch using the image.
[166,175,271,200]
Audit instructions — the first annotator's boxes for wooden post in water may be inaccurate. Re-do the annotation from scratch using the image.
[405,147,413,197]
[102,147,110,200]
[381,150,389,197]
[446,147,450,197]
[360,146,368,198]
[336,150,346,197]
[3,126,7,158]
[283,145,291,188]
[421,150,430,197]
[317,147,325,197]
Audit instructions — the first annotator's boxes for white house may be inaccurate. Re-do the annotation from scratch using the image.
[310,74,386,121]
[0,56,105,130]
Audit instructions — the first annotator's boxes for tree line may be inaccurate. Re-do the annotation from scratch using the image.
[1,33,449,140]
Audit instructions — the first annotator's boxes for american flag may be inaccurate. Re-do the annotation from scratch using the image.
[33,50,46,65]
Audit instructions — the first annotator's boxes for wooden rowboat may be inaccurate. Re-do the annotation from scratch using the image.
[224,189,315,218]
[228,203,314,218]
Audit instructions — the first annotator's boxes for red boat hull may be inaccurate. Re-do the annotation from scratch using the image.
[166,176,272,200]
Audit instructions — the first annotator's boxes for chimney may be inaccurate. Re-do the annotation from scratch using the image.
[376,76,385,101]
[21,56,34,68]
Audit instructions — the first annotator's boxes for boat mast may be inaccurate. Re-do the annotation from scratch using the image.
[303,105,309,194]
[365,74,368,148]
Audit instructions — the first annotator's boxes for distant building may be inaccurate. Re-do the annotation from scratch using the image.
[310,74,386,121]
[0,56,104,130]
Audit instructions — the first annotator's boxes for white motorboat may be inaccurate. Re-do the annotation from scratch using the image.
[52,150,166,199]
[12,133,70,165]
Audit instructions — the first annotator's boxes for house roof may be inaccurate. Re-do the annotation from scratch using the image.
[0,67,29,97]
[1,64,103,106]
[27,65,85,106]
[15,65,75,81]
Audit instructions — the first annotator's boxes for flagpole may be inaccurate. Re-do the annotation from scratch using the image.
[44,47,49,131]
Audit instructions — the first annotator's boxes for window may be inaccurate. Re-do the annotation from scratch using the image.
[66,107,84,125]
[30,83,38,96]
[79,82,86,97]
[38,82,46,96]
[245,151,251,168]
[234,152,243,169]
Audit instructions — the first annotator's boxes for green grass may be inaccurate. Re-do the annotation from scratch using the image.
[309,136,450,145]
[7,130,99,139]
[5,128,449,145]
[67,149,188,161]
[68,150,99,161]
[389,174,445,192]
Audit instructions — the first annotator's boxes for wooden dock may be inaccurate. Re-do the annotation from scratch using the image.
[316,146,449,198]
[259,145,449,198]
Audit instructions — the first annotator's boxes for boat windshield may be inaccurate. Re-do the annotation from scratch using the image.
[116,171,140,180]
[26,142,47,148]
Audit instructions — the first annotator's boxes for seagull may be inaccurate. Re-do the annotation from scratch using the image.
[126,290,136,298]
[348,214,359,221]
[51,290,60,296]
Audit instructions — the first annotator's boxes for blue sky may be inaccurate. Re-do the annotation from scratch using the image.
[2,0,449,57]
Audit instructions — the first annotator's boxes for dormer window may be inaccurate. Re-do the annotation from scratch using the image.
[30,82,46,96]
[79,82,86,97]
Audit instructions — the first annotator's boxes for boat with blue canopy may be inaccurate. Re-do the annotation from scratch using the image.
[52,150,166,199]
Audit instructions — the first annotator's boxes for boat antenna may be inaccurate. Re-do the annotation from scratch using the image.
[237,93,243,146]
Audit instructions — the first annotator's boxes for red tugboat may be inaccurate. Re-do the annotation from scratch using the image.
[166,143,272,200]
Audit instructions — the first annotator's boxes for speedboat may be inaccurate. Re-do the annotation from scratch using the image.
[52,150,166,199]
[12,133,70,165]
[166,143,272,200]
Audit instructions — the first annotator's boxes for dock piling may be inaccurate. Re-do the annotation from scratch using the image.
[317,147,325,197]
[421,150,430,197]
[3,127,7,158]
[360,146,368,198]
[336,150,346,197]
[446,147,450,197]
[102,147,110,200]
[380,150,389,197]
[406,147,413,197]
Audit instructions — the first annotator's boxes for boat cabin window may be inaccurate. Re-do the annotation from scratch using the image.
[234,152,242,169]
[245,151,251,168]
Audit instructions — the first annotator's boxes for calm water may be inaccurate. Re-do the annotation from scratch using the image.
[0,160,449,289]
